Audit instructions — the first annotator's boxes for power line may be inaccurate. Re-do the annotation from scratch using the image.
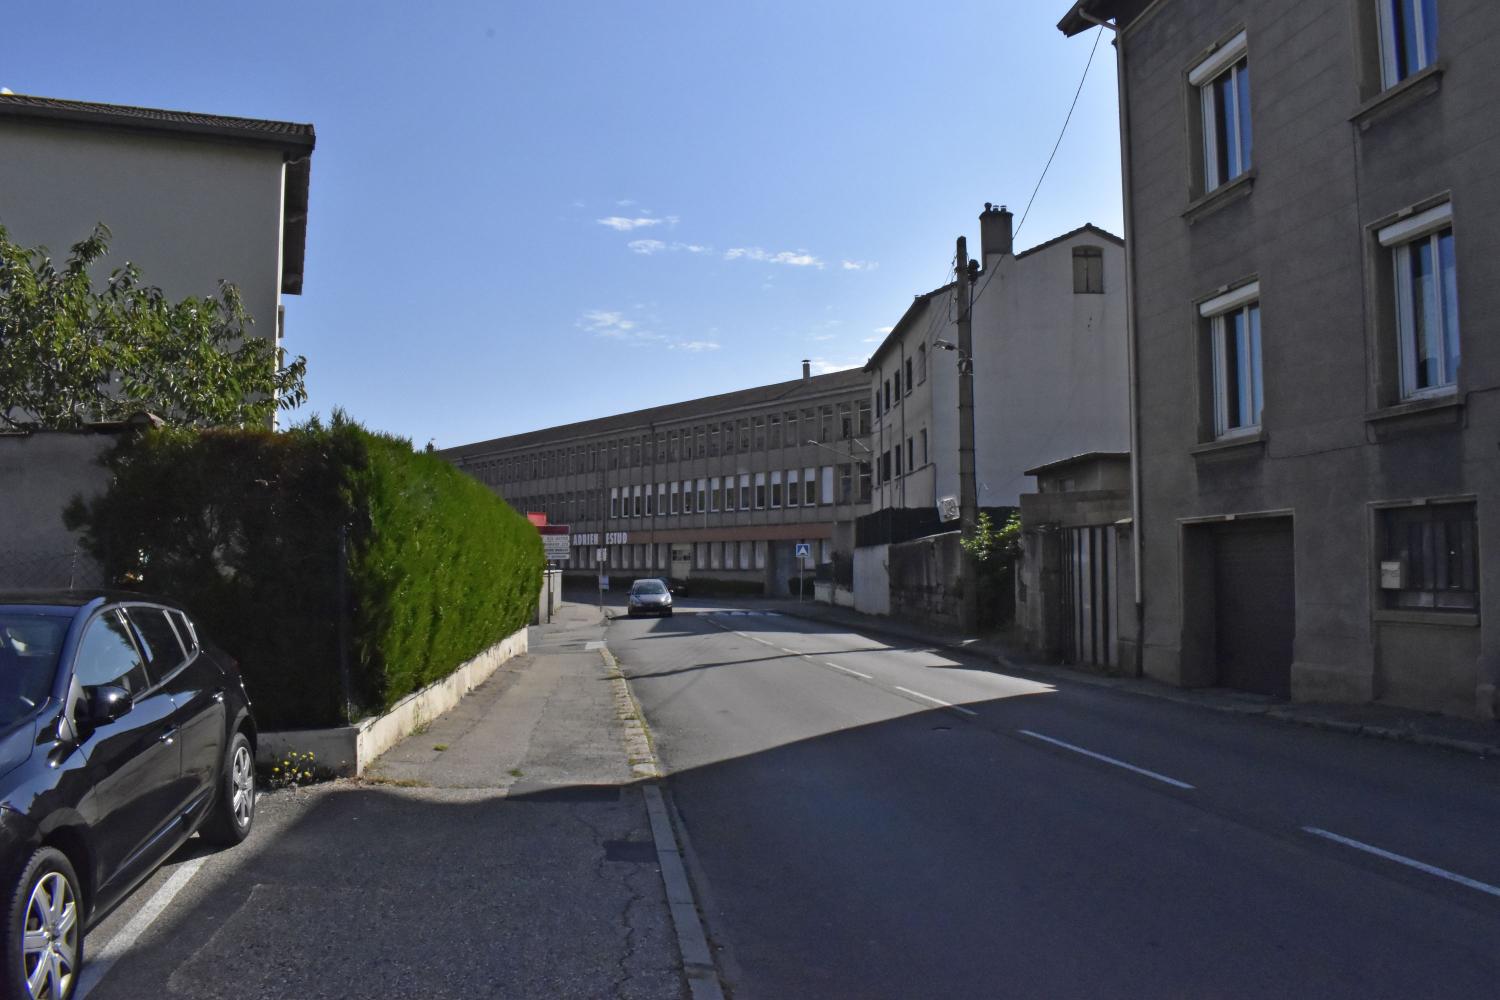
[1013,25,1103,242]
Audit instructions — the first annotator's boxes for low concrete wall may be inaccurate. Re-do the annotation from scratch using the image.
[257,625,530,776]
[814,580,833,604]
[888,531,963,632]
[833,585,855,608]
[0,431,114,588]
[853,544,890,616]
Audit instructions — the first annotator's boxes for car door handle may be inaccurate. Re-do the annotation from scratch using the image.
[212,688,226,704]
[158,728,179,746]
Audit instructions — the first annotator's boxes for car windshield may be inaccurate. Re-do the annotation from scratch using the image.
[0,611,70,727]
[633,581,668,596]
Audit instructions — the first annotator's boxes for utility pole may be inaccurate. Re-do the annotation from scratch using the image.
[955,235,979,635]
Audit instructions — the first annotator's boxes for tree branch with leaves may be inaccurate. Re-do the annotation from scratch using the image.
[0,223,308,431]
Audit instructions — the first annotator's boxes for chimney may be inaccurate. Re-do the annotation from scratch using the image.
[802,359,811,381]
[980,202,1013,262]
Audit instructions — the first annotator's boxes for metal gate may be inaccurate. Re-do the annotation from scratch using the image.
[1059,525,1118,669]
[1212,519,1294,698]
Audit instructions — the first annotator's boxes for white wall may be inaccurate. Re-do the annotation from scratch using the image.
[972,235,1129,506]
[0,122,288,362]
[853,544,890,616]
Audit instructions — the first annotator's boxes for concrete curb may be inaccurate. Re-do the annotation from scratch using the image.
[773,605,1500,760]
[601,628,726,1000]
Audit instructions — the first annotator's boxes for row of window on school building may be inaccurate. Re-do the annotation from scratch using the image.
[557,539,834,573]
[466,403,874,489]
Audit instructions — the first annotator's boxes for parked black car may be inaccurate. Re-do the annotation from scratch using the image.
[0,592,257,1000]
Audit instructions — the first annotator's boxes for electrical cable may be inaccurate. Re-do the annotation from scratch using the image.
[1013,25,1103,242]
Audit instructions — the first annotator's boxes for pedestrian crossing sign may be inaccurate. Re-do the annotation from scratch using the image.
[795,542,811,558]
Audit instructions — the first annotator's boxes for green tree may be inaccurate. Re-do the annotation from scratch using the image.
[0,223,307,431]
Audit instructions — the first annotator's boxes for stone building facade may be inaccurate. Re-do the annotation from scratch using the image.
[1061,0,1500,717]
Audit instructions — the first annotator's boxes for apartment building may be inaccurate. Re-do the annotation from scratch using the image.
[1060,0,1500,717]
[867,204,1128,513]
[441,365,873,595]
[0,94,315,393]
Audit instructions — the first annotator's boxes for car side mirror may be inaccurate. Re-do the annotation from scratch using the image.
[87,686,134,725]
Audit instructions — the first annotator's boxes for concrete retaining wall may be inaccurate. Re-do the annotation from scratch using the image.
[257,625,530,776]
[853,544,890,616]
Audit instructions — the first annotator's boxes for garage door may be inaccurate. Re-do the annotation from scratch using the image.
[1212,519,1294,698]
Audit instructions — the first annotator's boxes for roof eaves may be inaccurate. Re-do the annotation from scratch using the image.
[864,282,956,371]
[1024,450,1130,477]
[1014,222,1124,260]
[1057,0,1120,37]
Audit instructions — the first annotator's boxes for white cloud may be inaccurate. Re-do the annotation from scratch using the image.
[841,260,879,271]
[616,198,637,207]
[671,340,721,352]
[807,357,862,374]
[628,240,713,256]
[724,247,824,269]
[579,310,636,333]
[811,334,836,342]
[874,326,894,334]
[597,216,665,231]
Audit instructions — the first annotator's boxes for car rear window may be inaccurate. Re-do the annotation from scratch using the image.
[633,581,667,595]
[0,611,70,725]
[127,607,187,676]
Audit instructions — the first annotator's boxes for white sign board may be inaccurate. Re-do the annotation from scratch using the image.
[937,496,961,522]
[1379,560,1404,590]
[543,534,571,561]
[598,575,609,591]
[795,542,812,558]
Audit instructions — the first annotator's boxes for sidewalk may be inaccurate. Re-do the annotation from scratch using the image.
[766,597,1500,758]
[95,602,690,1000]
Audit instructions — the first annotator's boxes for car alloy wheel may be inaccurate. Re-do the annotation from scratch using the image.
[21,869,77,1000]
[230,743,254,830]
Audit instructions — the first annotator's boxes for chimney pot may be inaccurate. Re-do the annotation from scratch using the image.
[980,202,1014,261]
[802,359,811,380]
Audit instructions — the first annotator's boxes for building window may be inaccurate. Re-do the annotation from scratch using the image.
[645,489,654,517]
[804,473,817,506]
[1379,203,1458,399]
[633,487,642,517]
[753,418,766,450]
[894,446,902,477]
[920,428,928,465]
[838,464,853,503]
[1190,31,1252,193]
[1200,282,1263,438]
[881,450,892,482]
[786,410,799,445]
[893,369,902,402]
[697,481,706,512]
[768,416,782,449]
[884,380,892,411]
[874,390,882,420]
[857,399,871,435]
[838,403,852,440]
[1379,0,1438,87]
[670,484,680,515]
[755,473,767,509]
[1073,246,1104,293]
[709,426,720,457]
[611,488,620,518]
[710,477,720,512]
[771,471,783,508]
[917,344,928,384]
[787,470,799,506]
[1380,502,1477,611]
[819,406,834,442]
[740,475,751,510]
[906,437,914,471]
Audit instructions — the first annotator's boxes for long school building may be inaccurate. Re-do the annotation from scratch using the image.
[440,365,874,594]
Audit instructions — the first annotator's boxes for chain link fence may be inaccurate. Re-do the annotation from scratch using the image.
[0,547,106,591]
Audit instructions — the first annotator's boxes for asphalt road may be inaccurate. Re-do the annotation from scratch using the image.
[608,599,1500,999]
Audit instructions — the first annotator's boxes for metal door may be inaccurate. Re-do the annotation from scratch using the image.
[1212,519,1295,698]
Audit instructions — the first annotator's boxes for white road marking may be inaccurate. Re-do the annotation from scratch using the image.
[75,856,207,998]
[1018,729,1194,789]
[894,686,979,717]
[1302,827,1500,899]
[584,640,605,650]
[824,661,873,680]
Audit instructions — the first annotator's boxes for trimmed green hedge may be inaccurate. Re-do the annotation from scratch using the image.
[66,416,543,729]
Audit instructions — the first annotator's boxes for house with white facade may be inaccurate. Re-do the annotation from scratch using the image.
[856,204,1128,626]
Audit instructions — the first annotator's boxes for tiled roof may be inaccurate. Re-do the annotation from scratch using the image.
[0,93,315,151]
[441,368,869,458]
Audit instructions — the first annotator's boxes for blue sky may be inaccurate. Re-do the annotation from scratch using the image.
[4,1,1120,448]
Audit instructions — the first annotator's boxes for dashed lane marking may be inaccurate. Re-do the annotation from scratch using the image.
[824,661,873,680]
[894,686,979,717]
[1018,729,1194,790]
[1303,827,1500,899]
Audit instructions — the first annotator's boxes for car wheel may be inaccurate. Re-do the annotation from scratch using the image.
[4,847,82,1000]
[199,731,255,847]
